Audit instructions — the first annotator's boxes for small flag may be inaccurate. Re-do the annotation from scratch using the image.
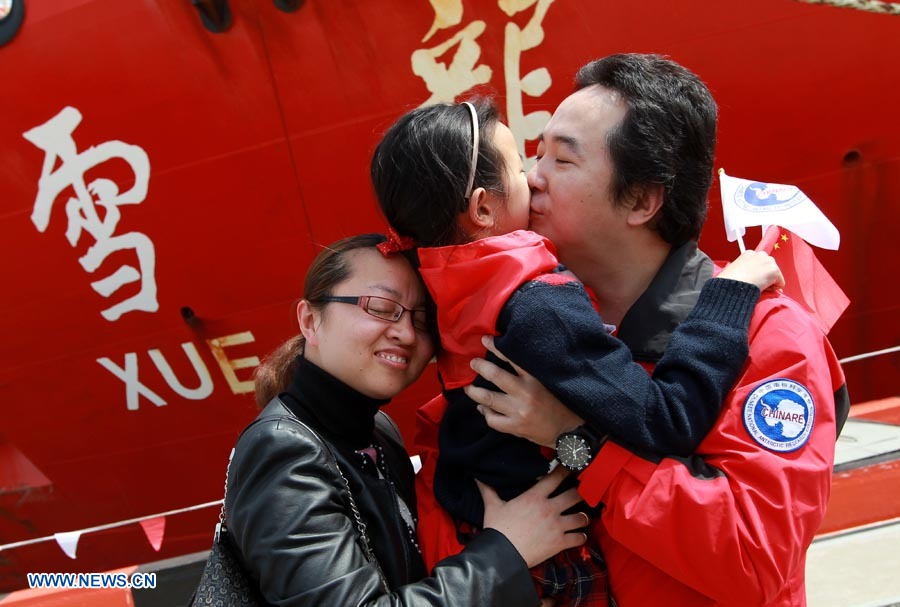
[54,531,82,559]
[756,226,850,334]
[139,517,166,552]
[719,170,840,250]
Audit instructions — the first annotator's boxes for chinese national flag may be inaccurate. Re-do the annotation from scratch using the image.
[756,226,850,334]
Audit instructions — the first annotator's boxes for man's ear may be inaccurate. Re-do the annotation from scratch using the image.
[296,299,320,347]
[626,183,664,227]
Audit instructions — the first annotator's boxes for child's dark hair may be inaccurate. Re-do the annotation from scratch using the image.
[371,99,509,248]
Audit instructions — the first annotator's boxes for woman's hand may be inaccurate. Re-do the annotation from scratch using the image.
[464,336,583,447]
[718,250,785,291]
[478,466,588,568]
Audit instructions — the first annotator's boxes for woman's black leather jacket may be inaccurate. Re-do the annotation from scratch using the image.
[225,395,538,606]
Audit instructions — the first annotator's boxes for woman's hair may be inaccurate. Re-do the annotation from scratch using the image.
[371,99,509,248]
[253,233,387,407]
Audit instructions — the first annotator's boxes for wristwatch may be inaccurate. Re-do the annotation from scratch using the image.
[555,425,605,471]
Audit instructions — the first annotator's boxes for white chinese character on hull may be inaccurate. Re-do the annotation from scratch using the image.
[413,0,556,168]
[23,107,158,321]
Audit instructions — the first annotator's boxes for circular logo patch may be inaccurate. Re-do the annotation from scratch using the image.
[743,379,815,452]
[734,181,804,213]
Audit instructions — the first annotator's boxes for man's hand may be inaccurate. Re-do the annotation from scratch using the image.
[464,336,583,447]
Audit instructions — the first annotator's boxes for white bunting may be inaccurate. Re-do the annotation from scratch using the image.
[54,531,82,559]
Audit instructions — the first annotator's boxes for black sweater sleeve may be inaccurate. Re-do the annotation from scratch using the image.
[493,277,759,456]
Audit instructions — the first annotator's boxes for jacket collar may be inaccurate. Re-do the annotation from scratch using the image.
[417,230,560,388]
[616,240,713,362]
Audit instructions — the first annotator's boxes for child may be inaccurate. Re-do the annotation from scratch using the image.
[371,100,782,605]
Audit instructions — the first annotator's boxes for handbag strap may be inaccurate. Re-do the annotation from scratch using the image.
[214,448,235,542]
[330,449,390,590]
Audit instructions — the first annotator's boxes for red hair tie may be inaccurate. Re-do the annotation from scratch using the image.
[377,227,416,256]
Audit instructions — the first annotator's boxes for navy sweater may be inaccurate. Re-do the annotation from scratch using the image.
[435,276,759,526]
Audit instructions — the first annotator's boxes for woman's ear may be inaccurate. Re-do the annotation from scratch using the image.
[296,300,320,348]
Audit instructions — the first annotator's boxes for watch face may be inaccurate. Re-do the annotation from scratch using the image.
[557,433,591,471]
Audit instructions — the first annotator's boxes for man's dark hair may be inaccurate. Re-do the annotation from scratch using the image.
[575,53,717,245]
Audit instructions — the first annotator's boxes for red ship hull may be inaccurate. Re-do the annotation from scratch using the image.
[1,0,898,598]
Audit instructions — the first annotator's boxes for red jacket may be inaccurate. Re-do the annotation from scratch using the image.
[415,242,847,605]
[576,260,847,606]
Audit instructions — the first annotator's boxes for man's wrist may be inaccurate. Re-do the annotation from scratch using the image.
[555,425,607,471]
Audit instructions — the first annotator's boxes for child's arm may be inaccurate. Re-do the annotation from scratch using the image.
[492,253,780,456]
[717,250,784,290]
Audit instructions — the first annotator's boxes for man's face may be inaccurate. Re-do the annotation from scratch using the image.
[528,86,630,273]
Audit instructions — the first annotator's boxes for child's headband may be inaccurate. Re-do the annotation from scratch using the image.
[462,101,479,199]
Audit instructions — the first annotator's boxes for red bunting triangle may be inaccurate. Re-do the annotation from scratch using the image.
[139,516,166,552]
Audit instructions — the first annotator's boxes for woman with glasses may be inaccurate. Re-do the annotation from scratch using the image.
[223,233,587,606]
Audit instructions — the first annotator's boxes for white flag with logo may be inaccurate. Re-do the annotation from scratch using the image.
[719,170,840,250]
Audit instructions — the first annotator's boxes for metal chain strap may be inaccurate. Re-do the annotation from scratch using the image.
[218,448,234,527]
[334,462,391,594]
[212,447,237,543]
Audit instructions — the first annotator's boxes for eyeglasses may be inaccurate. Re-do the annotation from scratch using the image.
[313,296,429,332]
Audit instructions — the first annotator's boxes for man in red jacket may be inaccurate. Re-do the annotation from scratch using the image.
[462,54,849,606]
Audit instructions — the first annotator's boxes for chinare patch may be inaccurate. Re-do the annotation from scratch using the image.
[743,379,815,452]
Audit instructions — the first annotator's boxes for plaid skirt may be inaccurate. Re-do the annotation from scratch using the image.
[531,542,610,607]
